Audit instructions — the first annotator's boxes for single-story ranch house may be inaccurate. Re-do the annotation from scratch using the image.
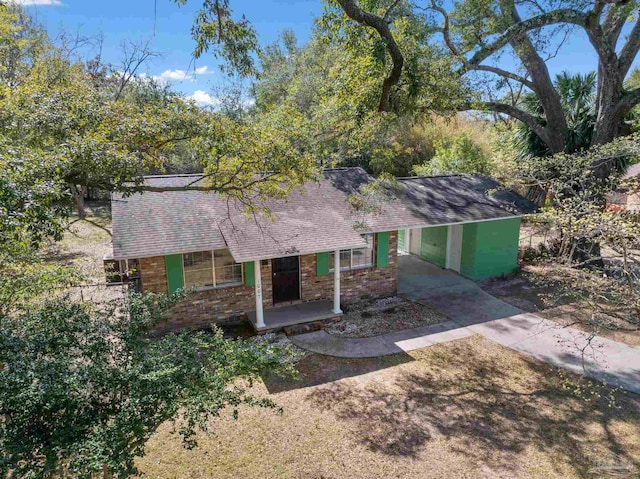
[106,168,535,332]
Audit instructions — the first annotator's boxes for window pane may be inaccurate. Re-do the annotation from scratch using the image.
[214,249,242,285]
[329,250,351,271]
[353,234,374,268]
[183,251,213,288]
[351,248,369,268]
[340,250,351,269]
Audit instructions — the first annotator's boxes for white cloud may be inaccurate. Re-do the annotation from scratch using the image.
[9,0,62,4]
[188,90,219,107]
[151,66,212,84]
[157,69,192,82]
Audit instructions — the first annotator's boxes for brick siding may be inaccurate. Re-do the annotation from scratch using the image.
[139,257,168,294]
[142,231,398,332]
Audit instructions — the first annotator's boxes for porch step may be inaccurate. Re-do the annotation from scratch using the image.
[284,320,325,336]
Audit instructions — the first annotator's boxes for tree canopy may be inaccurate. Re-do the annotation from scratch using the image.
[0,292,297,478]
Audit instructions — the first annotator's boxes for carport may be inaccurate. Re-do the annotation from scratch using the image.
[394,174,536,281]
[398,217,523,280]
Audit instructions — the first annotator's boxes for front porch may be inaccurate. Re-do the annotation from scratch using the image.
[247,300,342,332]
[248,249,343,332]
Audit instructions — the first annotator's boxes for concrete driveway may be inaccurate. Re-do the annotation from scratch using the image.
[399,254,640,393]
[293,255,640,393]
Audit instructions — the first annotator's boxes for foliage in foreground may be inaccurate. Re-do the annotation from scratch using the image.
[0,291,298,478]
[519,137,640,336]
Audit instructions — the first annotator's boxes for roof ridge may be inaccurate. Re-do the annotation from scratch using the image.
[322,167,365,171]
[397,173,470,180]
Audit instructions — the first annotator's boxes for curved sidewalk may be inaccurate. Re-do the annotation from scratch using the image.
[291,256,640,394]
[291,319,473,358]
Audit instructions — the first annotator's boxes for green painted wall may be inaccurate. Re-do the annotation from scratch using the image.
[460,217,521,280]
[376,232,389,267]
[397,229,405,251]
[165,254,184,294]
[420,226,448,267]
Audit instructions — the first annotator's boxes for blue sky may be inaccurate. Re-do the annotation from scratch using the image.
[20,0,321,105]
[16,0,622,106]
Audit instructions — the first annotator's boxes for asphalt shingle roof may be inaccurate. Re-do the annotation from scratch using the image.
[111,168,535,261]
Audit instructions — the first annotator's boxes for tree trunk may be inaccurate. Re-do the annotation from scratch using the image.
[73,185,87,219]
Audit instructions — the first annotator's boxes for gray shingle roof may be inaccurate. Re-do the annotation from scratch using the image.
[111,168,535,261]
[393,174,538,226]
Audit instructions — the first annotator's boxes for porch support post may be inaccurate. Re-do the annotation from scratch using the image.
[332,249,342,314]
[445,225,453,269]
[254,260,265,329]
[404,228,410,252]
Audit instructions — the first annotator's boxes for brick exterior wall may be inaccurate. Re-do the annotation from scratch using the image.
[299,230,398,304]
[142,231,398,332]
[139,257,168,294]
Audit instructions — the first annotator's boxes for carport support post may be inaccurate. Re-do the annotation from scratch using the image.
[445,225,453,269]
[332,249,342,314]
[254,260,265,329]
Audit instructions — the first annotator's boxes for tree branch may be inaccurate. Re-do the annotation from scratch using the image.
[615,86,640,115]
[466,62,535,89]
[468,100,552,146]
[467,8,589,66]
[503,0,567,152]
[335,0,404,112]
[428,1,536,90]
[618,14,640,77]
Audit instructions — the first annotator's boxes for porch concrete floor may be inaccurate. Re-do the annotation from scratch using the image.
[247,300,341,332]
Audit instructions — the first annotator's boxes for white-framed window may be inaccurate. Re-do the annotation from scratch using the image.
[183,249,242,289]
[104,258,142,292]
[329,233,375,271]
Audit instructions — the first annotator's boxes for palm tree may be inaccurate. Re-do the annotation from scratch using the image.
[514,71,636,205]
[514,71,597,161]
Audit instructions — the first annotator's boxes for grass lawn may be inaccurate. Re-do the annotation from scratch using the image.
[137,336,640,479]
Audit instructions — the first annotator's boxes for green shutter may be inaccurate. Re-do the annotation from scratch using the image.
[243,261,255,286]
[376,232,389,267]
[316,252,329,276]
[165,254,184,294]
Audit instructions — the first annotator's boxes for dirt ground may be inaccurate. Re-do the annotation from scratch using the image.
[43,202,125,305]
[325,296,448,338]
[137,336,640,479]
[478,263,640,346]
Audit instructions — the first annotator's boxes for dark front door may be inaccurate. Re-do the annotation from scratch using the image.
[272,256,300,304]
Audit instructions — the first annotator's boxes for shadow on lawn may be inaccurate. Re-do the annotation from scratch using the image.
[262,351,415,394]
[297,340,640,476]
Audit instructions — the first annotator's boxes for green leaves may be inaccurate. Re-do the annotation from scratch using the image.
[175,0,259,77]
[0,292,298,478]
[413,132,491,176]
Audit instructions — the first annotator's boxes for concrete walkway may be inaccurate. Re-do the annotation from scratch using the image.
[291,255,640,394]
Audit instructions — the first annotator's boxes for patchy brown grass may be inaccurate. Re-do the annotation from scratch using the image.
[44,203,124,304]
[137,336,640,479]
